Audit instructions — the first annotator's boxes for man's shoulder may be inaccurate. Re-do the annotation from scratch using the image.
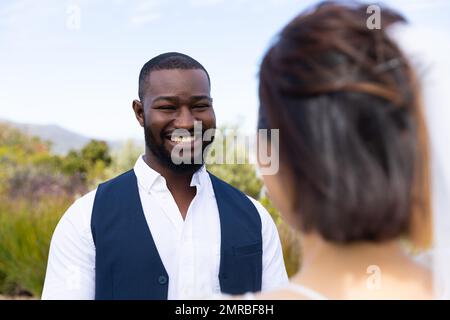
[97,169,135,189]
[53,188,97,238]
[206,172,272,223]
[58,170,136,237]
[206,172,246,197]
[245,195,274,227]
[73,188,97,215]
[71,170,133,209]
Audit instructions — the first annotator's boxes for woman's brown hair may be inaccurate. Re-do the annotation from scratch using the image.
[258,1,432,249]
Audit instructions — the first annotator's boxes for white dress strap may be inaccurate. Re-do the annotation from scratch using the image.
[285,282,328,300]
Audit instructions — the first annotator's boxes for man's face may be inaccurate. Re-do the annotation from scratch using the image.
[140,69,216,172]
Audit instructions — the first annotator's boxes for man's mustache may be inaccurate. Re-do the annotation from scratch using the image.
[161,128,216,142]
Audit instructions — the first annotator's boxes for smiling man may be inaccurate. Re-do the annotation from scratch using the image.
[42,52,288,300]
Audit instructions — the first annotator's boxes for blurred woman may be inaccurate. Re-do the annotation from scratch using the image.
[256,1,434,299]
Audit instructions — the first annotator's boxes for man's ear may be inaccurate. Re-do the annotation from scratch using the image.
[132,100,145,127]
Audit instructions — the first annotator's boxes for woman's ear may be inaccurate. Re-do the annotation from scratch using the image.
[132,100,145,127]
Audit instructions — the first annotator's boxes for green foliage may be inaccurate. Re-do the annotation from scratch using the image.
[105,139,144,179]
[59,139,113,186]
[0,195,70,297]
[60,150,87,176]
[207,163,263,199]
[205,126,301,277]
[0,121,302,298]
[259,196,283,225]
[259,196,302,277]
[0,122,92,297]
[0,123,52,166]
[206,126,263,199]
[0,123,50,154]
[81,140,112,167]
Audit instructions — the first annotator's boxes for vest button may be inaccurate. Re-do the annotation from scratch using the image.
[158,275,168,285]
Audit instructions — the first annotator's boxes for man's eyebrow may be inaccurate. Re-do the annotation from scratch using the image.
[190,95,212,103]
[152,96,179,104]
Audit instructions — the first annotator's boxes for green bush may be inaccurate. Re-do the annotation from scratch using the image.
[205,125,302,278]
[0,121,303,298]
[0,195,70,297]
[259,196,301,277]
[0,122,111,298]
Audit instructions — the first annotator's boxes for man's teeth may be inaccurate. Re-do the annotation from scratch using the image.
[170,136,195,143]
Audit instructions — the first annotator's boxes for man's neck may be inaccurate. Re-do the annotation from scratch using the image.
[143,152,198,219]
[143,152,195,189]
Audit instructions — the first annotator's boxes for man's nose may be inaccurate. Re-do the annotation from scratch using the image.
[174,106,195,129]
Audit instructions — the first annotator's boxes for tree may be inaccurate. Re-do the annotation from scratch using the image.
[105,139,144,179]
[81,140,112,167]
[59,139,112,185]
[60,150,86,176]
[206,125,301,277]
[206,126,263,199]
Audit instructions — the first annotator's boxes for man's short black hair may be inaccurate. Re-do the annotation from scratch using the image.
[138,52,211,101]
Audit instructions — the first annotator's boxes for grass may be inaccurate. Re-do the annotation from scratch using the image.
[0,178,302,298]
[0,195,70,297]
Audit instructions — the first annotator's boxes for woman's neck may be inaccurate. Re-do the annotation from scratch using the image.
[291,232,432,299]
[299,232,408,271]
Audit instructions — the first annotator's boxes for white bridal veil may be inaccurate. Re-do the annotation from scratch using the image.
[390,23,450,299]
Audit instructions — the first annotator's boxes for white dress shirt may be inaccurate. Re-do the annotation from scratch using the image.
[41,155,288,299]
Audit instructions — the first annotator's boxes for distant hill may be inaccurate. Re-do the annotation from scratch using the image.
[0,118,143,155]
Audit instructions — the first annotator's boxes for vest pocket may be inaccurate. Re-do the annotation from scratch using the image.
[232,241,262,256]
[219,241,263,294]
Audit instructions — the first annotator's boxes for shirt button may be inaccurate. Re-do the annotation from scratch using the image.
[158,275,168,285]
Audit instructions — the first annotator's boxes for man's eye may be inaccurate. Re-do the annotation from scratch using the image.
[193,104,209,109]
[158,105,176,110]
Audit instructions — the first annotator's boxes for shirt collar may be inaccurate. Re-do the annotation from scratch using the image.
[133,154,208,194]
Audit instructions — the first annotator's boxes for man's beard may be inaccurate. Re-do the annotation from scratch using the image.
[144,121,214,174]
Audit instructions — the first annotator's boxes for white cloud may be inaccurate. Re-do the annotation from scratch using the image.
[130,12,161,25]
[0,0,62,46]
[390,23,450,196]
[189,0,225,7]
[129,0,162,26]
[386,0,450,10]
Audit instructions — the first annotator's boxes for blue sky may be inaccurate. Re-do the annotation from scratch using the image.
[1,0,449,140]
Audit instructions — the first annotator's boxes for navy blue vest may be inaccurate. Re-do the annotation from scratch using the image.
[91,169,262,300]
